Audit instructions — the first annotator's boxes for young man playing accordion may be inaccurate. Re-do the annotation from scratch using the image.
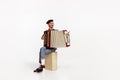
[34,19,57,72]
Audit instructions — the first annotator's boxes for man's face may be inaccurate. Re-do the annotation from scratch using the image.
[48,22,54,28]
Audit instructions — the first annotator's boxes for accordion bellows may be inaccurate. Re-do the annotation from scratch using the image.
[44,29,70,48]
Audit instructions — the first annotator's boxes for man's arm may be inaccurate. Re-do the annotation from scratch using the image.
[41,34,45,40]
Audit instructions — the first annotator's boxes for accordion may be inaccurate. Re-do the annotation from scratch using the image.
[44,29,70,48]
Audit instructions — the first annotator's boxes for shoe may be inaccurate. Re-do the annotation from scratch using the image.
[34,67,43,73]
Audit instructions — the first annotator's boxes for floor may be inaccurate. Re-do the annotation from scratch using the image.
[1,51,120,80]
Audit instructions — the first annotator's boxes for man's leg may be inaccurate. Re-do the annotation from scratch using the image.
[34,47,57,72]
[34,47,46,72]
[39,47,56,63]
[39,47,46,68]
[45,48,57,55]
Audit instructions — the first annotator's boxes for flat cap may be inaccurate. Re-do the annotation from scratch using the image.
[46,19,53,24]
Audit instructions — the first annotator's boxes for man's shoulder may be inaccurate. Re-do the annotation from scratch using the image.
[44,30,48,32]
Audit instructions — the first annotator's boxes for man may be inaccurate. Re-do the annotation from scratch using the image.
[34,19,57,73]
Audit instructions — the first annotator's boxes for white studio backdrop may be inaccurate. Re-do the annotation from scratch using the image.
[0,0,120,80]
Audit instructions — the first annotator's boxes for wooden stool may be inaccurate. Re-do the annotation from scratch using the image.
[45,52,57,71]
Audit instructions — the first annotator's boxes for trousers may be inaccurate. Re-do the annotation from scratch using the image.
[39,46,56,64]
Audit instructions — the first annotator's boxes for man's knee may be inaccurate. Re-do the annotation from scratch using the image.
[40,46,46,51]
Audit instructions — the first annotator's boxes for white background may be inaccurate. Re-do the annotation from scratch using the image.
[0,0,120,80]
